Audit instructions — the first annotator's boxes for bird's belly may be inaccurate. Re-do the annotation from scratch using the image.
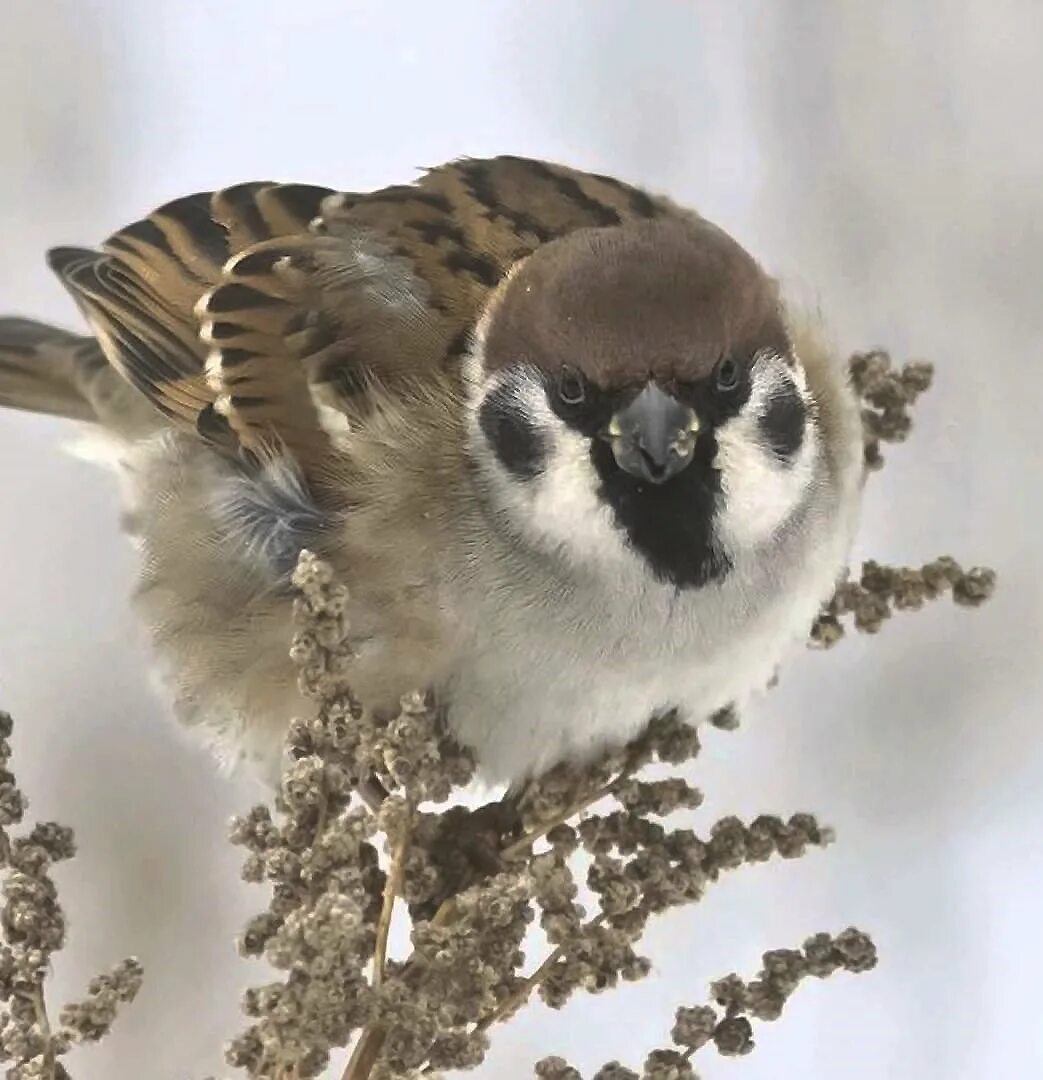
[445,552,839,785]
[444,613,771,785]
[446,660,675,784]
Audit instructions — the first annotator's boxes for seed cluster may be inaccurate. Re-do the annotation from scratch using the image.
[224,554,470,1078]
[534,927,878,1078]
[848,349,934,471]
[811,556,997,647]
[0,712,143,1080]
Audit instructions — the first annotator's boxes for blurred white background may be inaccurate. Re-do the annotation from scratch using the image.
[1,1,1040,1077]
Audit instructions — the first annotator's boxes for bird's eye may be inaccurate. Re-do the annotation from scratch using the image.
[558,366,586,406]
[715,357,741,393]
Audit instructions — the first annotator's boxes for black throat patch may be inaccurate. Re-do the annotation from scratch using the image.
[590,435,731,589]
[535,371,737,590]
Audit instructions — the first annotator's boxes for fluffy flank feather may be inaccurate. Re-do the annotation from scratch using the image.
[209,455,328,579]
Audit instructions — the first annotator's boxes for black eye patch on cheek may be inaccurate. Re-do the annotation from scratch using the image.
[478,381,549,480]
[759,381,806,463]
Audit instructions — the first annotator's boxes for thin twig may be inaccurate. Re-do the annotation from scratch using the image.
[341,805,414,1080]
[501,761,642,862]
[475,947,565,1034]
[418,940,580,1075]
[373,804,413,991]
[341,1023,387,1080]
[31,987,56,1080]
[474,914,607,1034]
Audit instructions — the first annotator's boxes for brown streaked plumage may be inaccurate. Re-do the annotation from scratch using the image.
[34,158,684,464]
[0,155,864,783]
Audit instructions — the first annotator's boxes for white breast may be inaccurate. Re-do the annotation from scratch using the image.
[444,494,851,784]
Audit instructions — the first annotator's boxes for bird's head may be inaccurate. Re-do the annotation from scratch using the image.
[464,218,823,589]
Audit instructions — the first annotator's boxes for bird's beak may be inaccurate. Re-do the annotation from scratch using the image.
[605,384,700,485]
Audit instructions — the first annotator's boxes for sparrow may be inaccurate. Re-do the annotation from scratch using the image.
[0,155,863,785]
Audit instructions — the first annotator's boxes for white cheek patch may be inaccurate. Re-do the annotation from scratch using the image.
[527,402,633,572]
[467,361,637,574]
[713,355,818,551]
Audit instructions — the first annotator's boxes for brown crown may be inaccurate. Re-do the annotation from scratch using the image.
[482,218,788,389]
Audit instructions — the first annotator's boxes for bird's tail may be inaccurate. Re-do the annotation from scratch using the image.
[0,317,103,422]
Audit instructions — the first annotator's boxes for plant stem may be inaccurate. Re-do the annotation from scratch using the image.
[475,914,607,1034]
[341,1023,387,1080]
[343,757,633,1078]
[341,804,413,1080]
[501,761,641,862]
[373,804,413,991]
[475,947,565,1034]
[31,986,56,1080]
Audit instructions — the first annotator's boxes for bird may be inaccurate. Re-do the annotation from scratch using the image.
[0,155,864,786]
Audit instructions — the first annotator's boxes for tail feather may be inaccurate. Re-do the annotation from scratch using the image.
[0,317,103,422]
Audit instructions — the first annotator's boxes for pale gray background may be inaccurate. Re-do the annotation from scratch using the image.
[0,2,1039,1077]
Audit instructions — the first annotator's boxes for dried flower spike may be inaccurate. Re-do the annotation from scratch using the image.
[0,711,142,1080]
[812,557,997,648]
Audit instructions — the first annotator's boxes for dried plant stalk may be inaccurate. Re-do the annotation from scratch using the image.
[536,926,877,1078]
[0,712,143,1079]
[848,349,934,472]
[811,556,997,647]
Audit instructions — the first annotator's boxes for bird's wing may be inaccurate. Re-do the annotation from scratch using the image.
[196,228,449,466]
[201,155,687,429]
[47,182,335,448]
[48,157,683,471]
